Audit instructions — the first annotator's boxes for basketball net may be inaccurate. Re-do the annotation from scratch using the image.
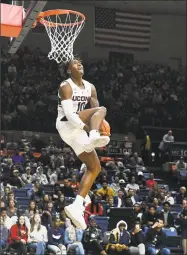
[39,12,85,64]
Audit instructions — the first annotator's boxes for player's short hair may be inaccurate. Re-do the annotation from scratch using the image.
[65,57,82,74]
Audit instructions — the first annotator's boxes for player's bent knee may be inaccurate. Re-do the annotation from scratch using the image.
[89,159,101,174]
[99,106,107,115]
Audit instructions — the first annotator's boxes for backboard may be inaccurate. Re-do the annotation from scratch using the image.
[4,1,47,54]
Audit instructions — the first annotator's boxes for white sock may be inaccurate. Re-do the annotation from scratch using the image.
[74,195,84,207]
[89,130,99,137]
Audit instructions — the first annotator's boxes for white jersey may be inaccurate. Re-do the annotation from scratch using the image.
[57,78,92,119]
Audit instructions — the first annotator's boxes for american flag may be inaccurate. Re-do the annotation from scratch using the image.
[94,7,152,50]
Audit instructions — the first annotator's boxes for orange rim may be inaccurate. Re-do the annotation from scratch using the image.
[35,9,86,28]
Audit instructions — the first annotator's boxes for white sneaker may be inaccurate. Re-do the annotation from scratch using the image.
[64,203,87,230]
[89,130,110,148]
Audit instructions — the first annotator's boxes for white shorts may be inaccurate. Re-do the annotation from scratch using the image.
[56,118,89,156]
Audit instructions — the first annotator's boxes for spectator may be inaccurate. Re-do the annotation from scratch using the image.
[106,220,132,254]
[69,174,80,193]
[175,206,187,255]
[136,171,146,188]
[164,191,175,205]
[49,168,60,185]
[9,169,24,188]
[146,219,171,255]
[176,157,187,171]
[153,198,162,213]
[11,150,24,164]
[0,216,8,250]
[125,188,141,206]
[130,223,145,255]
[59,209,67,228]
[142,205,160,228]
[61,178,75,198]
[25,200,38,219]
[53,184,62,200]
[8,63,17,76]
[83,217,107,255]
[11,215,31,230]
[0,201,6,209]
[146,174,157,189]
[29,181,44,205]
[159,130,174,153]
[6,192,17,207]
[116,190,125,208]
[160,202,174,228]
[126,176,140,193]
[148,184,161,203]
[41,210,52,230]
[47,216,66,255]
[2,186,11,204]
[85,195,104,223]
[104,196,116,216]
[130,152,144,169]
[21,166,33,184]
[110,176,121,196]
[0,208,12,230]
[28,213,48,255]
[64,218,85,255]
[6,199,17,217]
[46,201,55,215]
[8,215,28,255]
[176,187,187,204]
[97,181,115,200]
[54,193,65,212]
[134,203,143,223]
[33,166,48,185]
[41,194,51,211]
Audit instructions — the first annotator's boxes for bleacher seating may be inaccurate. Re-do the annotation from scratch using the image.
[40,184,54,195]
[163,228,178,237]
[14,189,28,198]
[17,197,30,206]
[95,216,109,232]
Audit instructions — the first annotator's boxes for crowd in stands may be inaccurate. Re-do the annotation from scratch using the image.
[1,46,187,134]
[0,136,187,255]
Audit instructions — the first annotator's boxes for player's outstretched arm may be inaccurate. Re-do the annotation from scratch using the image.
[90,84,99,108]
[59,82,85,129]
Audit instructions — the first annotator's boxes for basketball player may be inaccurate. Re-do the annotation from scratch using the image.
[56,58,110,229]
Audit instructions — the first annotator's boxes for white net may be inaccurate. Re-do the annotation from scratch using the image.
[41,12,85,64]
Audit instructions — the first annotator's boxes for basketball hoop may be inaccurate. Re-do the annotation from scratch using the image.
[33,9,86,64]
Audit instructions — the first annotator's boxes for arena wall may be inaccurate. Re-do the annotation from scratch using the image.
[23,3,186,67]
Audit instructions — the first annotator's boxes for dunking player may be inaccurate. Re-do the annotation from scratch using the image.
[56,58,110,229]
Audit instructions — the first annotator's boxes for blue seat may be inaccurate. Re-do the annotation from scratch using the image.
[171,211,179,219]
[95,216,109,231]
[138,189,149,199]
[170,204,182,213]
[143,172,149,179]
[40,184,54,194]
[14,189,28,198]
[154,178,164,184]
[143,226,149,235]
[20,184,33,189]
[163,228,178,237]
[17,197,30,206]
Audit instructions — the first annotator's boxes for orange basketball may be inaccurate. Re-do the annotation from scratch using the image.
[99,120,111,136]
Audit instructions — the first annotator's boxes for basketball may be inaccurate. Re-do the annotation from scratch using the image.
[99,120,111,136]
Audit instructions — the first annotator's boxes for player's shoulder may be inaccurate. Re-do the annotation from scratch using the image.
[83,79,93,85]
[82,79,94,89]
[60,78,72,88]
